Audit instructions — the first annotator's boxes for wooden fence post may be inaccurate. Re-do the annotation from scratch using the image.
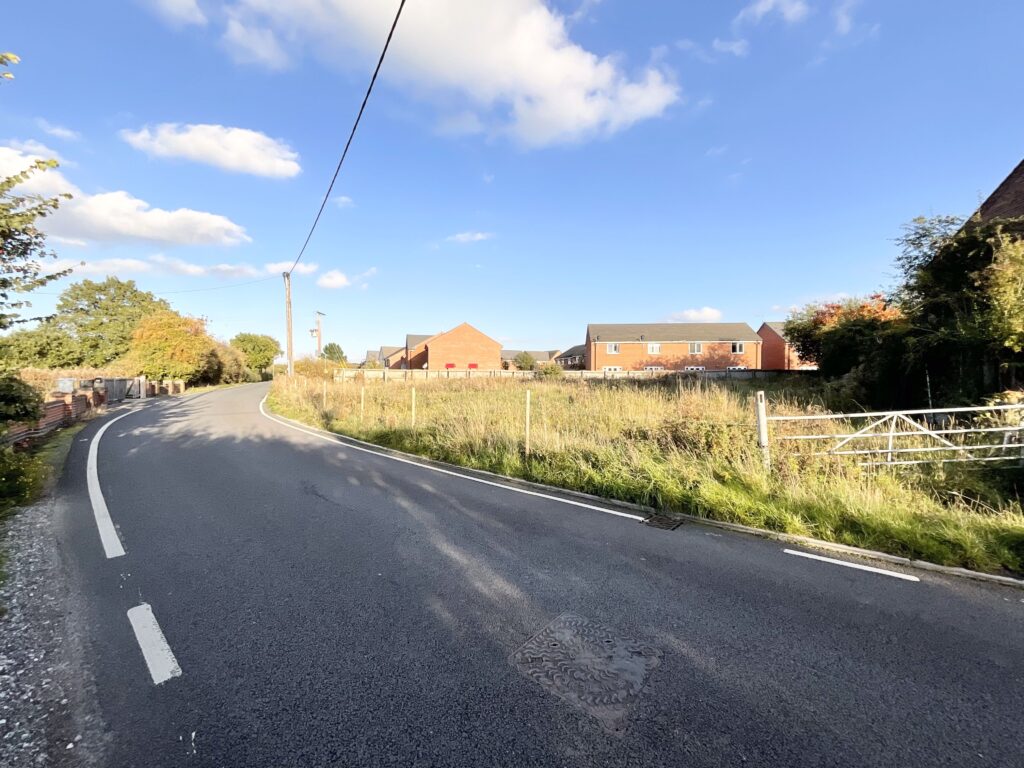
[411,386,416,430]
[755,390,770,470]
[525,389,532,457]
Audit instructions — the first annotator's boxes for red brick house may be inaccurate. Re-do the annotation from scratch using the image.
[584,323,762,371]
[378,345,404,369]
[402,323,502,370]
[757,322,813,370]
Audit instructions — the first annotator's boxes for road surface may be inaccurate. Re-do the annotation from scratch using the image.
[54,383,1023,766]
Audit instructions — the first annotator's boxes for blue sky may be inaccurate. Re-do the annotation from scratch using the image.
[3,0,1022,360]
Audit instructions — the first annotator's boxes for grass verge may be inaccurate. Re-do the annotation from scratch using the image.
[268,376,1024,576]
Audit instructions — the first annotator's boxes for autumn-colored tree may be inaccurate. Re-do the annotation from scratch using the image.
[122,311,219,383]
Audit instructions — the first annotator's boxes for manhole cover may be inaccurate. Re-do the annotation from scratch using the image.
[510,613,662,733]
[644,515,683,530]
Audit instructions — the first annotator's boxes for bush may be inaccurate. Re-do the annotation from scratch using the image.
[0,374,42,428]
[0,447,44,516]
[513,352,536,371]
[536,362,563,379]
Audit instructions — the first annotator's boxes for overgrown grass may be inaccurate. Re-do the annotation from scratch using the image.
[269,376,1024,575]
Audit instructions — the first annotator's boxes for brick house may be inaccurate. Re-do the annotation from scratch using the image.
[554,344,586,369]
[403,323,502,370]
[584,323,762,371]
[501,349,561,370]
[757,322,813,370]
[378,345,405,369]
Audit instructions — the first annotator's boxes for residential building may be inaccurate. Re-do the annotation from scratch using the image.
[501,349,561,370]
[757,322,814,370]
[584,323,762,371]
[378,345,404,369]
[976,157,1024,222]
[361,350,380,367]
[554,344,586,369]
[403,323,502,370]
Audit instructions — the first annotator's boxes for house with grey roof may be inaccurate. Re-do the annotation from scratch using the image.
[584,322,762,371]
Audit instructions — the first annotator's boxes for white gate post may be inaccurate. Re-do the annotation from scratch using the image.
[755,390,770,470]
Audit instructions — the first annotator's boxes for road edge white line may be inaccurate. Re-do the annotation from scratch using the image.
[127,603,182,685]
[257,395,646,521]
[784,549,920,582]
[86,409,140,558]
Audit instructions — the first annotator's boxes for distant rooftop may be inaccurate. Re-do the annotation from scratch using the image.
[587,323,760,343]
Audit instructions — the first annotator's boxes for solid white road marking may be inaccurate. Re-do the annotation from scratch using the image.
[258,395,647,521]
[783,549,920,582]
[127,603,182,685]
[86,410,139,558]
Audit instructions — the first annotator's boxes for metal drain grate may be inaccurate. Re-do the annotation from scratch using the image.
[643,515,683,530]
[510,613,662,733]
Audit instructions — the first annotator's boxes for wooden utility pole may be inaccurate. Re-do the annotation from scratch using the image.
[314,311,325,358]
[283,272,294,376]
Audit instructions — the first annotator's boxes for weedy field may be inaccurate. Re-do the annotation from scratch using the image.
[269,375,1024,575]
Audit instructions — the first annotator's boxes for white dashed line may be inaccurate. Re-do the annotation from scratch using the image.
[86,410,139,558]
[784,549,920,582]
[127,603,182,685]
[258,395,647,521]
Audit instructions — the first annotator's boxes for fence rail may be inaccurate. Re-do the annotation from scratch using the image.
[756,393,1024,468]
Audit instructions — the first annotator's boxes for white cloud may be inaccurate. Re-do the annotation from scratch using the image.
[568,0,602,24]
[317,266,376,289]
[705,145,728,157]
[712,38,750,57]
[50,235,88,247]
[446,231,493,243]
[36,119,79,141]
[317,270,351,289]
[121,123,300,178]
[333,195,354,208]
[435,111,485,138]
[264,261,319,275]
[834,0,859,35]
[222,14,290,70]
[150,254,263,278]
[735,0,810,25]
[0,146,250,246]
[669,307,723,322]
[52,258,154,276]
[2,139,66,163]
[222,0,679,147]
[148,0,207,26]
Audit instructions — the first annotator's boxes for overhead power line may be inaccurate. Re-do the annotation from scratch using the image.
[287,0,407,275]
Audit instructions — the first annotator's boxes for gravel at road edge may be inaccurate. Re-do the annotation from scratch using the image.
[0,497,106,767]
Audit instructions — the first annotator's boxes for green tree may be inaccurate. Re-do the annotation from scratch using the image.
[0,322,80,368]
[52,277,170,366]
[512,351,536,371]
[1,160,72,331]
[121,311,219,384]
[229,332,281,372]
[323,342,346,363]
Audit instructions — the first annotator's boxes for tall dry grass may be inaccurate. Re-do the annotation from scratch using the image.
[269,376,1024,574]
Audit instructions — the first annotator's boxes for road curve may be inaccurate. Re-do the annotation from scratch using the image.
[55,383,1023,767]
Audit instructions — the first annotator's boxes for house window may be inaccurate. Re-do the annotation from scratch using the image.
[684,365,706,372]
[603,366,622,372]
[731,342,745,354]
[607,343,620,354]
[727,366,748,371]
[468,363,478,369]
[647,343,661,354]
[643,365,664,371]
[689,342,702,355]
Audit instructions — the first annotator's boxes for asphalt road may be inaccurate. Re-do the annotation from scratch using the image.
[54,383,1023,767]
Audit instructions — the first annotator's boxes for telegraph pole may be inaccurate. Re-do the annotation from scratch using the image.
[283,272,294,375]
[315,311,325,358]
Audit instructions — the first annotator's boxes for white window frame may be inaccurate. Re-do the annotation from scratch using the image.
[647,342,661,354]
[603,366,623,372]
[606,343,620,354]
[731,342,745,354]
[683,365,706,372]
[726,365,748,371]
[643,365,664,371]
[688,342,702,355]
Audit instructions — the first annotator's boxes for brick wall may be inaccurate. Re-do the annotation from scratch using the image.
[586,339,761,371]
[425,324,502,370]
[757,324,809,370]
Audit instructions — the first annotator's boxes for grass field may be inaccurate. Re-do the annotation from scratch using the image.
[268,375,1024,576]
